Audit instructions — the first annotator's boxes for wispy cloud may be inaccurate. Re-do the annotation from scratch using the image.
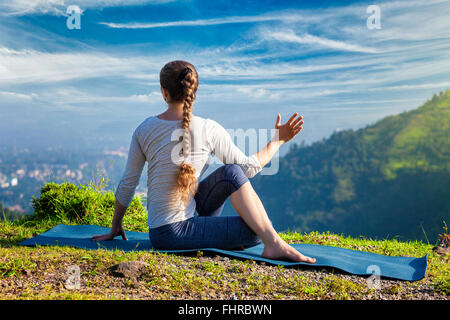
[0,47,162,84]
[262,29,378,53]
[236,87,281,100]
[0,0,175,16]
[0,45,381,85]
[368,82,450,92]
[99,12,308,29]
[0,90,38,101]
[1,0,449,147]
[0,0,66,16]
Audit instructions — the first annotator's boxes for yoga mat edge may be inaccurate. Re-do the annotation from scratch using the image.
[19,224,428,281]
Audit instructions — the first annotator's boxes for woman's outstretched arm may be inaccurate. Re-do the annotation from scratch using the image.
[209,112,303,176]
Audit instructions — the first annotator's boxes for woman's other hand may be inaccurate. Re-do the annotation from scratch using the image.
[92,225,128,241]
[275,112,304,143]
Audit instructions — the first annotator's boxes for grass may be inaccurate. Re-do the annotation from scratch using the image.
[0,181,448,300]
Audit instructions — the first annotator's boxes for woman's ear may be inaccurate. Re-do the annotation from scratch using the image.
[161,87,169,102]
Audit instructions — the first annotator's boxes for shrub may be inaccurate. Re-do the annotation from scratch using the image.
[30,182,148,232]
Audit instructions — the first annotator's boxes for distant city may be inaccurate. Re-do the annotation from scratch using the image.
[0,145,147,216]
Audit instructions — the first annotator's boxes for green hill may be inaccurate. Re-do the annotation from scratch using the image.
[253,90,450,242]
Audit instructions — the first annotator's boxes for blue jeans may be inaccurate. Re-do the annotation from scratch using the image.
[149,164,262,250]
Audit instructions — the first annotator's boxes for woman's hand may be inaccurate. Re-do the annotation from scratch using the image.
[255,112,304,168]
[92,224,128,241]
[275,112,304,144]
[93,197,129,241]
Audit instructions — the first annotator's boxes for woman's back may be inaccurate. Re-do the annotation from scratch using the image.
[115,114,261,229]
[140,115,211,228]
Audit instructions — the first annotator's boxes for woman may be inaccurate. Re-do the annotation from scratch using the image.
[93,60,316,263]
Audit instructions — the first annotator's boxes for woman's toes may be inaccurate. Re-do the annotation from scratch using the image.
[303,256,316,264]
[289,247,316,264]
[262,242,316,264]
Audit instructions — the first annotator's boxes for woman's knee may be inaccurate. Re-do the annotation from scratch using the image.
[222,164,249,191]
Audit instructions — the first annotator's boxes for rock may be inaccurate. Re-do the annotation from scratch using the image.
[109,261,149,278]
[432,246,450,255]
[22,269,32,277]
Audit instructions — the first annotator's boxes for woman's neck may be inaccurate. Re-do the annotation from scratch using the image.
[157,103,186,121]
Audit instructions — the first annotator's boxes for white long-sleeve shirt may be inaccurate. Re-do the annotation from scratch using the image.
[114,115,262,228]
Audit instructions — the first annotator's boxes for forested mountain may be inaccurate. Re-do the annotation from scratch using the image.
[252,90,450,242]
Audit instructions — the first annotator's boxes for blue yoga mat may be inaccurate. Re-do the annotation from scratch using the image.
[19,224,427,281]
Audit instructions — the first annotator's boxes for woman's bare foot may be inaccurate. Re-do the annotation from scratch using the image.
[262,239,316,263]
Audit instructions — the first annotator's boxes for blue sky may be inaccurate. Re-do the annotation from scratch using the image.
[0,0,449,152]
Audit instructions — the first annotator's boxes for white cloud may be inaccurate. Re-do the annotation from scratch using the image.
[0,0,66,16]
[0,47,163,84]
[42,87,162,104]
[129,91,162,102]
[1,0,449,124]
[0,45,381,86]
[368,82,450,92]
[0,0,175,16]
[262,29,378,53]
[97,0,449,31]
[197,60,377,80]
[236,87,281,100]
[0,86,164,117]
[0,91,38,101]
[99,11,310,29]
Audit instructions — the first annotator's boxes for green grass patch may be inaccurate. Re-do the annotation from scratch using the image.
[0,181,448,300]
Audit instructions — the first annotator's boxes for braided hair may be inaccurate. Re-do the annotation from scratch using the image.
[159,60,199,204]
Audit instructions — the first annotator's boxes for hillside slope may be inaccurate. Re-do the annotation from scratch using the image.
[253,90,450,241]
